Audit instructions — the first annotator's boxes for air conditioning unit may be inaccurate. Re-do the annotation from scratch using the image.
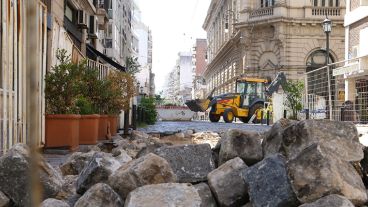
[89,15,98,38]
[77,10,88,27]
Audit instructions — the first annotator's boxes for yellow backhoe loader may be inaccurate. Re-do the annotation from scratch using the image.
[185,72,286,123]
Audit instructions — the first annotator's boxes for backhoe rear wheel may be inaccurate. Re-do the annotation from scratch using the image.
[209,113,220,122]
[223,108,235,123]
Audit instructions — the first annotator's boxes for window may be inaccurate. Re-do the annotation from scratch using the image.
[261,0,275,7]
[322,0,325,6]
[65,4,74,22]
[336,0,339,6]
[313,0,318,6]
[105,39,112,48]
[329,0,333,6]
[360,28,368,56]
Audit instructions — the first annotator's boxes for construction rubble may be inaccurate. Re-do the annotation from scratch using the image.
[0,119,368,207]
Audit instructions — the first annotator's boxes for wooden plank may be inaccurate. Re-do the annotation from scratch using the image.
[12,0,19,146]
[0,0,5,153]
[41,2,47,146]
[37,1,41,146]
[21,0,26,143]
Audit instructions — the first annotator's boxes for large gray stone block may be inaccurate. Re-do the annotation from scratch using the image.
[108,153,176,199]
[298,194,355,207]
[76,152,121,194]
[0,144,63,207]
[41,198,69,207]
[194,183,217,207]
[219,129,262,166]
[125,183,201,207]
[262,118,296,157]
[282,119,363,162]
[208,157,248,207]
[154,144,215,183]
[287,143,367,206]
[242,154,298,207]
[74,183,123,207]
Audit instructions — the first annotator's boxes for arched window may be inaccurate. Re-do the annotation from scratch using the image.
[306,50,334,72]
[306,50,335,98]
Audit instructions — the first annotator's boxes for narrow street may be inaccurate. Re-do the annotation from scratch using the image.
[139,121,271,134]
[1,0,368,206]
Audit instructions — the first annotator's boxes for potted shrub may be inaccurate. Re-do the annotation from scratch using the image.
[106,71,135,137]
[77,62,101,144]
[45,49,81,151]
[76,96,99,145]
[94,77,112,140]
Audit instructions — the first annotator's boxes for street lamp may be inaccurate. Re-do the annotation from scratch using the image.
[140,86,144,95]
[322,16,333,120]
[322,16,332,65]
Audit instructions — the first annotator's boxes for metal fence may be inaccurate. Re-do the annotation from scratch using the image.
[304,55,368,123]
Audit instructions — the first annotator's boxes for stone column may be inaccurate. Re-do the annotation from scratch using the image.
[345,78,356,102]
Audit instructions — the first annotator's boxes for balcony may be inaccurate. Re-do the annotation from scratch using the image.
[249,7,274,19]
[312,7,341,16]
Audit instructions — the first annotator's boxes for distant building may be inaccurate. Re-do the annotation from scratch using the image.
[164,52,193,104]
[103,0,133,66]
[132,3,155,96]
[192,39,208,99]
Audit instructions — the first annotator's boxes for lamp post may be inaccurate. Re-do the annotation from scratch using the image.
[322,17,332,65]
[322,16,332,120]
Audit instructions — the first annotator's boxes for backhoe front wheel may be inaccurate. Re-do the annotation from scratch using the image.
[248,103,264,124]
[209,113,220,122]
[223,108,235,123]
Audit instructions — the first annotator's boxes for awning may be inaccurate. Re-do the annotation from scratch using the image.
[86,44,126,72]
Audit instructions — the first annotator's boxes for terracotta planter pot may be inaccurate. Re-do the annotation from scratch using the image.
[98,115,109,140]
[45,114,80,151]
[79,114,100,145]
[108,115,118,136]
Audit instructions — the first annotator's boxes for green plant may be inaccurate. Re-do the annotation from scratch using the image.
[284,80,304,120]
[76,96,97,115]
[125,56,141,75]
[45,49,81,114]
[139,97,157,125]
[78,61,106,114]
[105,71,135,115]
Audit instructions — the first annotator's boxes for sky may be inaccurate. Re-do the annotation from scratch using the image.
[135,0,211,93]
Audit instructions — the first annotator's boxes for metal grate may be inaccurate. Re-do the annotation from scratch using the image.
[304,55,368,123]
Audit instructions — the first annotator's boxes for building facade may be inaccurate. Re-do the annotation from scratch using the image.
[103,0,133,66]
[132,3,155,96]
[164,52,193,104]
[192,39,208,99]
[343,0,368,100]
[203,0,346,96]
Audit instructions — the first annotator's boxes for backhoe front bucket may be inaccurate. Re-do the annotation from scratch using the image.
[185,99,211,112]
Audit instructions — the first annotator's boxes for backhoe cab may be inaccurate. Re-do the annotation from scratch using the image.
[185,72,286,123]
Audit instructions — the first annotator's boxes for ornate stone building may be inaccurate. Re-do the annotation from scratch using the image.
[203,0,346,96]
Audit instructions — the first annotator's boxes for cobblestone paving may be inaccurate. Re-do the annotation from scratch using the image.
[139,120,271,134]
